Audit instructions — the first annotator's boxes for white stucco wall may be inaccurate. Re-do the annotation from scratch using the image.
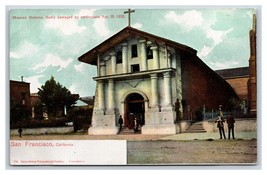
[90,37,183,134]
[103,38,177,75]
[10,126,74,136]
[97,37,182,113]
[202,118,257,132]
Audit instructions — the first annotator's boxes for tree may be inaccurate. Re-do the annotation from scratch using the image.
[10,98,30,126]
[37,76,78,118]
[228,97,241,111]
[32,99,45,120]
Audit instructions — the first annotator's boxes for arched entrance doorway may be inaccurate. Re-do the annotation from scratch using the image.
[125,93,145,131]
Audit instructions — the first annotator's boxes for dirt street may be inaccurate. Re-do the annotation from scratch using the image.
[127,140,257,165]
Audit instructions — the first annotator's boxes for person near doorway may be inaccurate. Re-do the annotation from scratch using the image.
[128,113,134,129]
[118,115,123,132]
[134,117,139,133]
[215,115,226,139]
[227,114,235,139]
[174,99,180,122]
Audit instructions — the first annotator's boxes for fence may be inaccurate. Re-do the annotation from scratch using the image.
[203,110,249,120]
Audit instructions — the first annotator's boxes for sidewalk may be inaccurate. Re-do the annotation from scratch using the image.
[159,131,257,141]
[10,131,257,141]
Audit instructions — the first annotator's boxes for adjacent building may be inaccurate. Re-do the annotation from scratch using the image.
[215,14,257,118]
[216,67,249,116]
[248,14,257,117]
[10,80,31,111]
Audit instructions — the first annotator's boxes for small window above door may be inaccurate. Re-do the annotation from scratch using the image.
[131,64,140,73]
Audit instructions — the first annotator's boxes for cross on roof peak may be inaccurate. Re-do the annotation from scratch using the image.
[124,9,135,26]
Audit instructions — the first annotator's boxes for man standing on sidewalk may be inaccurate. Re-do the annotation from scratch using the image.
[215,115,226,139]
[18,128,23,138]
[227,114,235,139]
[118,115,123,133]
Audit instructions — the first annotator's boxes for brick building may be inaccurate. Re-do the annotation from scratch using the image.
[248,14,257,117]
[216,67,249,101]
[78,26,238,135]
[10,80,31,111]
[216,67,249,115]
[215,14,257,118]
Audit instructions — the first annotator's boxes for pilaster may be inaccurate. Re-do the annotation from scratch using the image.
[107,79,115,114]
[139,39,148,71]
[97,80,105,112]
[99,62,106,76]
[150,73,159,109]
[110,52,116,74]
[163,71,172,107]
[122,43,128,73]
[151,46,159,69]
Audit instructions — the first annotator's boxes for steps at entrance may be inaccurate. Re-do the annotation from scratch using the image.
[184,122,206,133]
[118,127,141,135]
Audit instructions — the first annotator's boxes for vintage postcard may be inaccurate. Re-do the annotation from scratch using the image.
[9,7,257,165]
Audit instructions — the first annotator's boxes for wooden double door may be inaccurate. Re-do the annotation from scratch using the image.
[124,93,145,129]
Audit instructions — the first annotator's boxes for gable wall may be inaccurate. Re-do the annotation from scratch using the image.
[102,38,171,75]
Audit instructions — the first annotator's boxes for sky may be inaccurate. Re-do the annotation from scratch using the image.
[9,8,255,97]
[3,1,267,173]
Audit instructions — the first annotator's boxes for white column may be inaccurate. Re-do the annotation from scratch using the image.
[163,72,172,106]
[97,54,100,76]
[110,52,116,74]
[151,46,159,69]
[173,51,177,69]
[108,79,115,113]
[167,53,172,68]
[139,39,147,71]
[121,102,125,122]
[150,74,159,108]
[99,62,106,76]
[122,43,128,73]
[98,80,105,110]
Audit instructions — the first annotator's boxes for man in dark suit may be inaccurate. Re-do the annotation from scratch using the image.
[18,128,23,138]
[227,114,235,139]
[118,115,123,132]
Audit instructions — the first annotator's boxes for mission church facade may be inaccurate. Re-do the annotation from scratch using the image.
[78,26,238,135]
